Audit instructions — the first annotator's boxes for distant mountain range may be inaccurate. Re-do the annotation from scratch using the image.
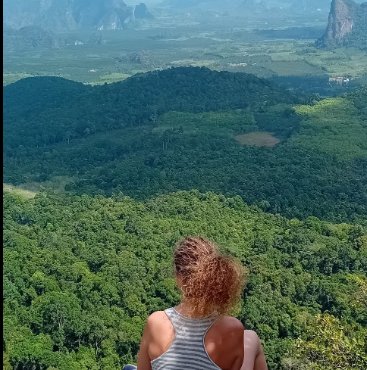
[3,0,152,32]
[240,0,332,13]
[317,0,367,49]
[162,0,240,8]
[160,0,335,15]
[160,0,367,18]
[3,25,107,53]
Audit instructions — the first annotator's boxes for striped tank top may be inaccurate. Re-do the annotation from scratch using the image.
[151,307,221,370]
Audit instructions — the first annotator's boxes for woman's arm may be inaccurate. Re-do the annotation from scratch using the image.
[254,343,268,370]
[137,311,170,370]
[241,330,268,370]
[137,319,153,370]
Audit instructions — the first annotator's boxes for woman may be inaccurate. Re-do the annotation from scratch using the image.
[134,236,268,370]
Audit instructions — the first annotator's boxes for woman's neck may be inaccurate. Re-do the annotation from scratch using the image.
[175,301,207,318]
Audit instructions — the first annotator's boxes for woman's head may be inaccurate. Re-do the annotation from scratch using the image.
[174,236,245,316]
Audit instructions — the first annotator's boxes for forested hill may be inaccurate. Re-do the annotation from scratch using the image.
[4,76,88,118]
[4,68,367,221]
[4,67,296,149]
[3,190,367,369]
[3,66,367,370]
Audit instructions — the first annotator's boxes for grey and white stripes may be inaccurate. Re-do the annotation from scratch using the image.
[151,307,221,370]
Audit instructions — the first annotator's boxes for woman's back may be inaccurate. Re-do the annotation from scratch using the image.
[139,307,245,370]
[152,307,222,369]
[136,237,267,370]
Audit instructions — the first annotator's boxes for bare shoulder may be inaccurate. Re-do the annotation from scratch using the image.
[145,311,173,339]
[208,316,244,344]
[215,316,244,333]
[244,330,262,356]
[206,316,244,369]
[244,329,261,342]
[146,311,166,324]
[143,311,175,361]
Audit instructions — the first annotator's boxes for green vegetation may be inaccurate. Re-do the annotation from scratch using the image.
[3,25,367,88]
[3,63,367,369]
[4,67,293,149]
[4,68,367,221]
[285,313,367,369]
[3,4,367,370]
[3,190,367,369]
[3,184,37,199]
[292,97,367,159]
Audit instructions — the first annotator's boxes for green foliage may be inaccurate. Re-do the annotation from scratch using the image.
[4,82,367,221]
[3,67,295,149]
[284,314,367,370]
[3,190,367,369]
[293,97,367,159]
[3,67,367,369]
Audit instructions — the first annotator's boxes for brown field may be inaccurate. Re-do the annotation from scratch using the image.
[234,132,281,147]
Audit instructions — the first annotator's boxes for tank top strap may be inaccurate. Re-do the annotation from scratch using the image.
[152,308,222,370]
[164,307,219,337]
[164,307,180,327]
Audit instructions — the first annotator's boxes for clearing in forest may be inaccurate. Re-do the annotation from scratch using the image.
[3,183,37,199]
[234,131,280,147]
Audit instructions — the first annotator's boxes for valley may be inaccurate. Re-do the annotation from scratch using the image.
[4,3,367,90]
[3,1,367,369]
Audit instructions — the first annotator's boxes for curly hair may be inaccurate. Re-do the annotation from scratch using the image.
[174,236,245,316]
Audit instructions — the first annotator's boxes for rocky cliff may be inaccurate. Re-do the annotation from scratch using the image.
[317,0,367,48]
[3,0,152,31]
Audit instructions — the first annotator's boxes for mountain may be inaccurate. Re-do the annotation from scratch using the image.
[134,2,154,19]
[239,0,367,16]
[3,26,64,52]
[160,0,333,17]
[290,0,336,14]
[239,0,332,14]
[3,0,153,31]
[160,0,243,13]
[317,0,367,49]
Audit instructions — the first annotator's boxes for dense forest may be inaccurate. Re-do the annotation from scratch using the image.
[3,190,367,369]
[3,67,296,149]
[3,68,367,221]
[3,67,367,369]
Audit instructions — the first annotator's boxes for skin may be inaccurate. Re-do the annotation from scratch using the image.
[137,307,244,370]
[137,304,268,370]
[137,275,267,370]
[241,330,268,370]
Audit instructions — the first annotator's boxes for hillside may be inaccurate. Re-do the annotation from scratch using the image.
[3,190,367,369]
[4,67,295,149]
[317,0,367,49]
[3,68,367,221]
